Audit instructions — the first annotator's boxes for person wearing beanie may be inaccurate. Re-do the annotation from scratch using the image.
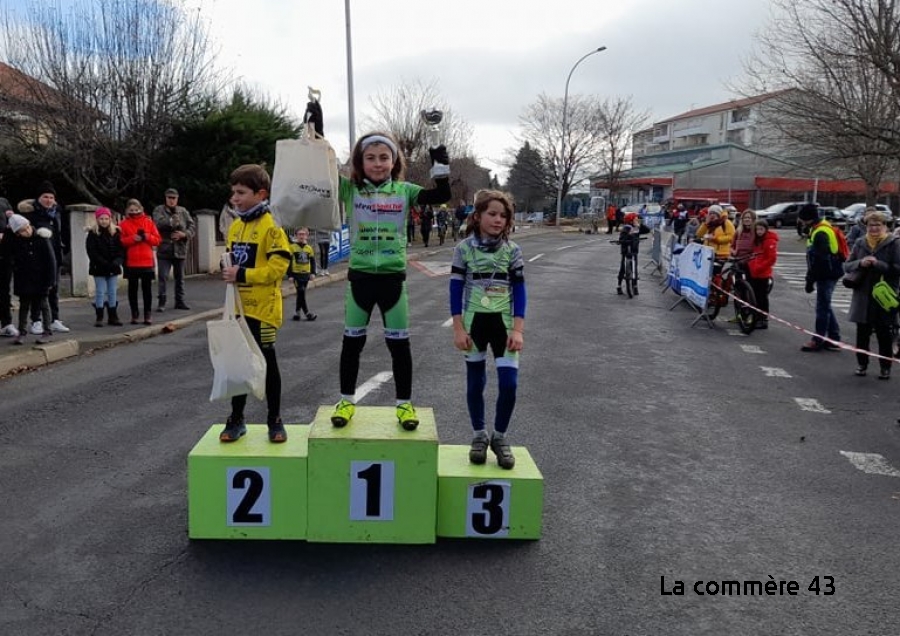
[151,188,195,311]
[119,199,161,325]
[85,207,125,327]
[7,214,57,345]
[24,181,70,334]
[798,203,843,351]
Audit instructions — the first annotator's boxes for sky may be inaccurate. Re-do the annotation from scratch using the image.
[6,0,776,181]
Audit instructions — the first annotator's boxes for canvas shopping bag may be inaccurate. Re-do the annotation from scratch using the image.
[270,123,341,230]
[207,283,267,401]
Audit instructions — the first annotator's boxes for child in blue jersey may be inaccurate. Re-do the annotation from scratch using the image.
[450,190,526,469]
[330,131,451,431]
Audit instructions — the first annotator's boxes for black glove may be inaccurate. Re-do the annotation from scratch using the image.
[805,279,815,294]
[305,100,324,137]
[429,145,450,166]
[137,228,145,237]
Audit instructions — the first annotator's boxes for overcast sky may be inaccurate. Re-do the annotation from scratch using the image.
[7,0,776,180]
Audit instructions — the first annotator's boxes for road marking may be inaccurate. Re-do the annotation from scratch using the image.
[794,397,830,414]
[529,254,544,262]
[556,245,575,251]
[726,330,748,337]
[839,451,900,478]
[741,344,766,354]
[761,366,792,378]
[356,371,393,401]
[442,317,453,327]
[409,260,452,277]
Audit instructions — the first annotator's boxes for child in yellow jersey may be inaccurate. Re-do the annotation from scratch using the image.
[289,227,317,321]
[219,164,292,444]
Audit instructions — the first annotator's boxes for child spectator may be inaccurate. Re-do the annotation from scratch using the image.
[119,199,161,325]
[450,190,526,469]
[219,164,292,444]
[329,131,451,430]
[7,214,56,345]
[289,227,318,321]
[85,207,125,327]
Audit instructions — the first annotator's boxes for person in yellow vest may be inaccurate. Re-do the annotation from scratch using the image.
[798,203,842,351]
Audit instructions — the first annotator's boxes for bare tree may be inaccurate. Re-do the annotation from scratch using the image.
[742,0,900,201]
[518,93,647,207]
[0,0,222,202]
[361,77,473,174]
[594,96,649,201]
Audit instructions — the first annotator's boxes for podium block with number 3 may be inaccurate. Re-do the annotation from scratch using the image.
[307,406,438,544]
[188,424,309,540]
[436,445,543,539]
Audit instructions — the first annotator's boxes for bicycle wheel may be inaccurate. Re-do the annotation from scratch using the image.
[708,274,725,319]
[733,280,758,334]
[625,259,635,298]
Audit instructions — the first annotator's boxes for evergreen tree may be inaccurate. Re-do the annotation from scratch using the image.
[506,142,552,212]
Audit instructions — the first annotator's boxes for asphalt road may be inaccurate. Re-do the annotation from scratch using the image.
[2,227,899,635]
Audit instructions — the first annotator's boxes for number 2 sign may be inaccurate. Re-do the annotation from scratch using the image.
[226,467,271,526]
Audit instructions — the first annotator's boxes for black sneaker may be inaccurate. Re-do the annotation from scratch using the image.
[292,313,301,321]
[174,302,191,310]
[219,415,246,442]
[490,433,515,470]
[616,287,623,295]
[268,418,287,443]
[306,313,317,321]
[469,431,489,465]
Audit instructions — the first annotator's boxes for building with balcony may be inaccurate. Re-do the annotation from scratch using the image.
[592,90,898,212]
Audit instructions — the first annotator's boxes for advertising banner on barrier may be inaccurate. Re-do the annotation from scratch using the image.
[676,243,715,309]
[659,230,677,275]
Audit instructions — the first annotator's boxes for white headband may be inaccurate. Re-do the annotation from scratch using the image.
[360,135,397,160]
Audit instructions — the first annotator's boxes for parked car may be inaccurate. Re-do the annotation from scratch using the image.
[525,213,545,223]
[755,201,811,228]
[819,206,845,228]
[839,203,894,225]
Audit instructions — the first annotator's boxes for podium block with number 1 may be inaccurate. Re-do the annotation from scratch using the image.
[306,406,438,544]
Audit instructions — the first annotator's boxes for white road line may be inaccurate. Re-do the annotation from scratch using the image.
[356,371,393,402]
[761,366,792,378]
[839,451,900,478]
[794,397,831,414]
[740,344,766,354]
[726,330,748,337]
[556,245,575,251]
[441,317,453,327]
[529,254,544,262]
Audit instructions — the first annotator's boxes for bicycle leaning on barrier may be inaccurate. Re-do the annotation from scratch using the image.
[707,255,760,334]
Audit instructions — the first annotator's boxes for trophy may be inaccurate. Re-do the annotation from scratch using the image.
[420,108,444,149]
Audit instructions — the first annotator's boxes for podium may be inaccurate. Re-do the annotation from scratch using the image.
[188,424,309,540]
[436,445,543,539]
[186,408,544,542]
[306,406,438,544]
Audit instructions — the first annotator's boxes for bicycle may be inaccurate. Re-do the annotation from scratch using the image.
[708,256,757,334]
[611,236,647,298]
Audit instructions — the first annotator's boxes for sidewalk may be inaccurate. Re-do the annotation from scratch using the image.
[0,224,565,377]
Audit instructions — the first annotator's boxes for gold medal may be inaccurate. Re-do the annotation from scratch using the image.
[481,295,492,309]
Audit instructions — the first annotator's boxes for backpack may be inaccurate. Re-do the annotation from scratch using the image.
[833,225,850,261]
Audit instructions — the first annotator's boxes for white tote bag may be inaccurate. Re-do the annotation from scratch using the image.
[270,123,341,230]
[207,283,267,402]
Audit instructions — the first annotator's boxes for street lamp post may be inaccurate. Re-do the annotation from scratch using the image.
[344,0,356,149]
[555,46,607,225]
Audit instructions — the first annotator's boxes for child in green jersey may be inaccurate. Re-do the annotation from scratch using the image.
[330,131,451,430]
[450,190,526,469]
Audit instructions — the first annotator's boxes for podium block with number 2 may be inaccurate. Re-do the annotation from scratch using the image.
[306,406,438,544]
[188,424,309,540]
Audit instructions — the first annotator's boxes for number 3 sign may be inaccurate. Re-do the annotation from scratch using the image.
[466,481,511,537]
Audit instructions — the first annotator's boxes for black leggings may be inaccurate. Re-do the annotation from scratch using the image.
[748,277,770,320]
[293,277,310,314]
[127,270,154,316]
[231,316,281,425]
[855,322,894,371]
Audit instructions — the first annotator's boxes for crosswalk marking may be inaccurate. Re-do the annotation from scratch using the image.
[839,451,900,478]
[774,258,852,313]
[741,344,766,354]
[761,366,792,378]
[794,397,830,413]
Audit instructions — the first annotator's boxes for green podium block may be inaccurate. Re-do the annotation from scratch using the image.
[188,424,309,540]
[436,444,544,540]
[307,406,438,544]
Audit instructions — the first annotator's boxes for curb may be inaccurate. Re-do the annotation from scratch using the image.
[0,338,79,377]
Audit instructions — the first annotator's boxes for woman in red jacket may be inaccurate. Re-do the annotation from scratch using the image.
[119,199,161,324]
[746,220,779,329]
